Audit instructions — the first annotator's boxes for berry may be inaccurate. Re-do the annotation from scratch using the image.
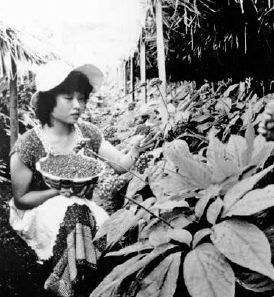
[40,154,103,179]
[135,153,153,174]
[135,125,151,136]
[97,168,127,199]
[103,126,118,140]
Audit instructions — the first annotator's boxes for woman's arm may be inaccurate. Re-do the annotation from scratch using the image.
[10,153,59,210]
[98,140,140,173]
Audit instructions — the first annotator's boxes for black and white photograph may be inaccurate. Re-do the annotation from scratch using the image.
[0,1,274,297]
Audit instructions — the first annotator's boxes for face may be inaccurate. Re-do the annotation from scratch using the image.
[51,91,86,125]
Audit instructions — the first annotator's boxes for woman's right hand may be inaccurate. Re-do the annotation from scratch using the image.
[59,187,74,197]
[258,101,274,141]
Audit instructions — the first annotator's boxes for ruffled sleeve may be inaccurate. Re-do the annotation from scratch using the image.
[10,129,45,170]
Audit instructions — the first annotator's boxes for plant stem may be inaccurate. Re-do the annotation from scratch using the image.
[122,194,174,229]
[156,84,170,117]
[85,148,148,185]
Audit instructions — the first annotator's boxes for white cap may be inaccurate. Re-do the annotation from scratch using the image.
[31,60,104,108]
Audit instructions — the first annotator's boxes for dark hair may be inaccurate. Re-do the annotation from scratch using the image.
[35,71,93,126]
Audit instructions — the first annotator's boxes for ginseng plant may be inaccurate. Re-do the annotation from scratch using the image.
[91,124,274,297]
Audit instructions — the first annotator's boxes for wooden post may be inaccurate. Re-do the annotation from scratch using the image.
[9,58,18,148]
[130,56,135,101]
[123,59,127,96]
[140,34,147,103]
[155,0,168,123]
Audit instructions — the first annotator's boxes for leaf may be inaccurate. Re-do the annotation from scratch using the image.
[163,139,191,168]
[167,229,192,246]
[136,252,181,297]
[215,97,232,114]
[107,241,153,257]
[207,135,238,183]
[126,174,147,198]
[195,185,221,219]
[90,244,177,297]
[95,198,155,247]
[211,220,274,280]
[192,229,212,248]
[148,168,194,202]
[223,84,239,97]
[153,200,189,212]
[90,254,145,297]
[250,135,274,168]
[94,208,133,240]
[223,165,274,213]
[184,243,235,297]
[226,135,247,169]
[149,230,170,247]
[163,140,212,188]
[223,185,274,217]
[242,123,255,167]
[206,198,223,225]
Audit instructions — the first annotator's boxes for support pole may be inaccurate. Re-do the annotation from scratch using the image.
[155,0,168,123]
[140,33,147,103]
[123,59,127,97]
[9,58,18,148]
[130,56,135,101]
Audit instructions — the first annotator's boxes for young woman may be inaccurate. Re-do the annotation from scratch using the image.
[9,61,149,297]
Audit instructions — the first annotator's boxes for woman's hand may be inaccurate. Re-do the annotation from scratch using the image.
[258,101,274,141]
[132,133,155,154]
[59,187,74,197]
[59,183,94,198]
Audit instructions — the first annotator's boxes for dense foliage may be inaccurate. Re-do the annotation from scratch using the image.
[86,80,274,297]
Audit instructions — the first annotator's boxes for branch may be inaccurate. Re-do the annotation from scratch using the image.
[122,194,174,229]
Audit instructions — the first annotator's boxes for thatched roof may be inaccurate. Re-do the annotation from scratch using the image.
[142,0,274,81]
[0,21,58,78]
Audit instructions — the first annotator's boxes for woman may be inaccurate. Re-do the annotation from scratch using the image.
[9,61,149,297]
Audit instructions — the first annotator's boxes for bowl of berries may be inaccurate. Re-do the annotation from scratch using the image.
[36,153,105,195]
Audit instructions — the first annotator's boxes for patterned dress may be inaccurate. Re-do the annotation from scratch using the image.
[9,121,109,297]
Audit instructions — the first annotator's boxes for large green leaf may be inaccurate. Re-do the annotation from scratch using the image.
[207,136,238,183]
[211,220,274,280]
[136,252,181,297]
[184,243,235,297]
[206,197,223,225]
[148,168,194,201]
[90,254,145,297]
[163,139,212,188]
[195,185,221,219]
[222,165,274,213]
[163,139,191,169]
[250,135,274,168]
[224,185,274,217]
[95,198,156,247]
[126,174,147,198]
[153,199,189,212]
[242,123,255,167]
[90,243,178,297]
[167,229,192,246]
[107,241,153,257]
[226,135,247,169]
[192,228,212,248]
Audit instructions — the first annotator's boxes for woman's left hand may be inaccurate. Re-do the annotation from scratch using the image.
[132,133,155,154]
[77,183,95,198]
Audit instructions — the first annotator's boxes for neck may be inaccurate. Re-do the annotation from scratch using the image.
[44,121,75,137]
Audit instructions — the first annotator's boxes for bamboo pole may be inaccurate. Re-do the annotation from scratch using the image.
[155,0,168,123]
[140,34,147,103]
[130,56,135,101]
[9,58,18,148]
